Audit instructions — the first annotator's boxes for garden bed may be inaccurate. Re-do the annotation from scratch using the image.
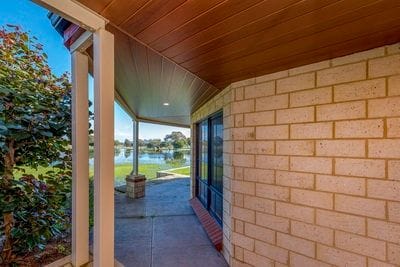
[1,237,70,266]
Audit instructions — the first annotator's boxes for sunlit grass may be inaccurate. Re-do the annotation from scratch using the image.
[14,163,190,184]
[168,166,191,176]
[113,163,182,182]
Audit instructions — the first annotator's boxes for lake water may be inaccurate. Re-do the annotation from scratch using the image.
[89,148,191,169]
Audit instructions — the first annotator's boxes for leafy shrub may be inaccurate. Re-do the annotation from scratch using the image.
[0,25,73,264]
[0,171,71,254]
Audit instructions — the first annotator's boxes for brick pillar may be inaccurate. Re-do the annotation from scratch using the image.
[126,173,146,199]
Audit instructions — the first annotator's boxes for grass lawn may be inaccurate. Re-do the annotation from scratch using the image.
[113,163,181,183]
[15,163,189,185]
[168,166,191,176]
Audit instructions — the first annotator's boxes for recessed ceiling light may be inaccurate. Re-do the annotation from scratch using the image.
[163,102,169,106]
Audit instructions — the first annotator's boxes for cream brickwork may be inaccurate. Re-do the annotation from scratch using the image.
[191,43,400,266]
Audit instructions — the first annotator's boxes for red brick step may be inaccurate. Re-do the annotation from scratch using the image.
[189,198,223,251]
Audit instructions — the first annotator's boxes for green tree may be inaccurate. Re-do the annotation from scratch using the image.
[159,141,169,149]
[138,139,145,147]
[0,26,72,262]
[114,139,122,147]
[88,134,94,146]
[146,142,154,149]
[164,131,188,149]
[150,139,161,148]
[186,137,191,147]
[124,138,132,147]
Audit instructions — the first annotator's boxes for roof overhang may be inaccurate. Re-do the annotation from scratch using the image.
[47,0,400,126]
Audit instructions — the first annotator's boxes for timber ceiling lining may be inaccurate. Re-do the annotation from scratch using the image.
[77,0,400,90]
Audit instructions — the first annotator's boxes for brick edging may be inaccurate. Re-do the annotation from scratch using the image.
[189,198,223,251]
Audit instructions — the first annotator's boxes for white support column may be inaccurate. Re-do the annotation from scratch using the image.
[132,120,139,175]
[71,51,90,266]
[93,28,115,267]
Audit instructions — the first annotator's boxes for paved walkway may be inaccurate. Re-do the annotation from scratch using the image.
[114,177,228,267]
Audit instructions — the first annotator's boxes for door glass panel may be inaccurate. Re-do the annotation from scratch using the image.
[199,120,208,181]
[196,112,223,225]
[197,120,208,206]
[211,115,223,193]
[199,181,207,206]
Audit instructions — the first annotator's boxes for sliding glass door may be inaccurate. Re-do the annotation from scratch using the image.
[196,112,223,225]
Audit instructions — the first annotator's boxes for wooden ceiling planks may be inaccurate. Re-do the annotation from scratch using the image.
[135,0,226,44]
[170,0,337,64]
[77,0,113,13]
[212,24,400,88]
[76,0,400,122]
[180,0,373,71]
[203,5,400,84]
[149,0,264,52]
[120,0,187,36]
[101,0,149,26]
[191,1,400,82]
[161,0,300,60]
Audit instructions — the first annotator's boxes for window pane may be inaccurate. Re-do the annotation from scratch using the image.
[211,115,223,192]
[199,120,208,181]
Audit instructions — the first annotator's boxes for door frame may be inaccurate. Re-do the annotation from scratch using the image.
[195,110,223,225]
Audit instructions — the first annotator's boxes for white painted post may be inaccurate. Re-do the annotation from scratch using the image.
[71,51,90,266]
[132,120,139,175]
[93,28,115,267]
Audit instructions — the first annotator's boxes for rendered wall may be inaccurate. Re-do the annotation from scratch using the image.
[191,43,400,267]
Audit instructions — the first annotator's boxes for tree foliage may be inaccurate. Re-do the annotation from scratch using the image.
[164,131,188,149]
[123,138,132,147]
[0,25,72,263]
[0,25,71,176]
[114,139,122,147]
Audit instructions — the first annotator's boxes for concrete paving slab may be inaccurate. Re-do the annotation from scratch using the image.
[115,218,152,242]
[152,245,228,267]
[152,215,211,249]
[115,240,152,267]
[114,177,228,267]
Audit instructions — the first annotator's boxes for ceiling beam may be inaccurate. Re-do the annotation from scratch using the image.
[32,0,107,32]
[70,30,92,53]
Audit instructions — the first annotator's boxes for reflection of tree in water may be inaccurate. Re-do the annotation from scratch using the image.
[124,149,132,158]
[114,147,121,156]
[173,151,184,160]
[164,151,187,167]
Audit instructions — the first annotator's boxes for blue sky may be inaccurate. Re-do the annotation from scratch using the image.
[0,0,190,141]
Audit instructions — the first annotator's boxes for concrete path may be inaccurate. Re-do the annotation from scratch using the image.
[114,177,228,267]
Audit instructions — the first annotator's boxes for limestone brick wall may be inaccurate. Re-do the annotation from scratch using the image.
[192,85,235,262]
[191,43,400,267]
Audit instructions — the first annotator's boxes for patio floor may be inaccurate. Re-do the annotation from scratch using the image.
[114,177,229,267]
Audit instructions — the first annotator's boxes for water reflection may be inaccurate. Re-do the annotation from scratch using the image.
[124,148,131,159]
[165,151,186,165]
[89,148,191,168]
[114,147,121,156]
